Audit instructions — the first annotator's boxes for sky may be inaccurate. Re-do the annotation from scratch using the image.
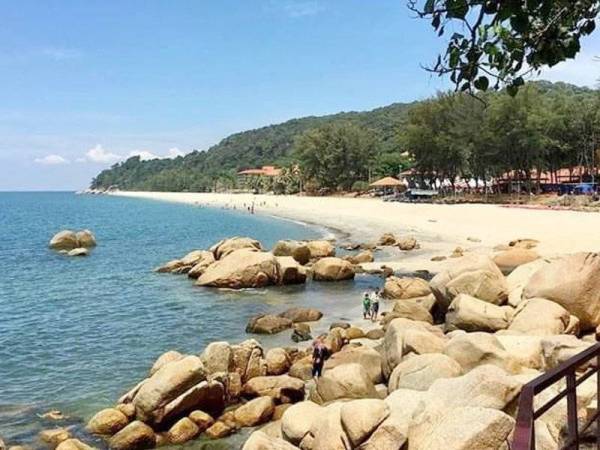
[1,0,599,191]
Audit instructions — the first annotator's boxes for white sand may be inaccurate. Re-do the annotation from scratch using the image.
[111,191,600,270]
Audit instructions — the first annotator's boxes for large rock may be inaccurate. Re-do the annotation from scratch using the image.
[200,341,232,374]
[312,257,355,281]
[278,307,322,323]
[186,251,215,278]
[401,328,446,355]
[340,399,390,447]
[346,250,374,264]
[86,408,128,435]
[265,348,291,376]
[506,259,549,307]
[540,335,594,370]
[310,363,378,404]
[397,236,418,251]
[281,401,324,445]
[49,230,79,250]
[150,350,184,376]
[508,297,570,335]
[386,301,433,324]
[158,380,225,424]
[242,375,305,403]
[188,410,214,432]
[388,353,462,392]
[324,345,383,384]
[306,240,335,258]
[272,240,311,265]
[493,248,540,275]
[445,294,510,332]
[430,255,508,311]
[383,276,431,299]
[308,402,351,450]
[523,252,600,330]
[168,417,199,444]
[197,249,280,289]
[55,439,94,450]
[496,335,544,370]
[39,428,71,447]
[108,421,156,450]
[132,355,206,424]
[210,236,262,259]
[231,339,267,382]
[242,431,299,450]
[234,397,275,427]
[442,332,520,373]
[408,406,515,450]
[246,314,292,335]
[67,248,89,257]
[288,356,313,381]
[378,233,396,246]
[276,257,307,285]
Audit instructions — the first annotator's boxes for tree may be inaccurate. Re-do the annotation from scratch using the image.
[410,0,599,94]
[294,122,377,190]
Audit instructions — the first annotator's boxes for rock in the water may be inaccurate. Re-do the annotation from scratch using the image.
[388,353,462,391]
[340,399,390,447]
[378,233,396,246]
[75,230,96,248]
[508,297,570,335]
[272,240,311,265]
[86,408,128,435]
[188,410,214,432]
[397,236,418,251]
[383,276,431,299]
[109,421,156,450]
[306,240,335,258]
[279,307,322,323]
[67,248,89,257]
[266,348,291,375]
[346,250,374,264]
[276,256,307,285]
[39,428,71,447]
[246,314,293,335]
[168,417,199,444]
[493,248,540,275]
[291,323,312,343]
[55,439,94,450]
[442,332,519,373]
[186,251,215,278]
[197,249,280,289]
[242,375,305,403]
[150,350,184,376]
[49,230,79,250]
[310,363,378,404]
[210,236,262,259]
[445,294,510,332]
[312,257,355,281]
[523,252,600,330]
[234,396,275,427]
[205,421,235,439]
[324,345,383,384]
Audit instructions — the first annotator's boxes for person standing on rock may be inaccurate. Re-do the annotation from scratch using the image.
[362,291,371,320]
[312,337,327,381]
[370,288,381,322]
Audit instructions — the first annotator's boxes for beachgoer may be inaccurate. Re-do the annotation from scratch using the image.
[370,288,380,321]
[362,292,371,319]
[312,338,327,380]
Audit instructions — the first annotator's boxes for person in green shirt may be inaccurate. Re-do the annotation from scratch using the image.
[362,292,371,319]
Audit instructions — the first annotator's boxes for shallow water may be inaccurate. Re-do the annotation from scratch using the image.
[0,192,380,448]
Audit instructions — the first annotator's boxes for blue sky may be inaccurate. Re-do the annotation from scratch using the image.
[1,0,599,190]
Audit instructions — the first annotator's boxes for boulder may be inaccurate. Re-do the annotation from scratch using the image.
[186,251,215,278]
[346,250,374,264]
[265,348,291,375]
[200,341,232,374]
[75,230,96,248]
[340,399,390,447]
[445,294,509,332]
[242,375,305,403]
[323,328,345,354]
[495,335,544,370]
[378,233,396,246]
[493,248,540,275]
[506,258,549,307]
[308,402,351,450]
[540,335,594,370]
[49,230,79,250]
[310,363,378,404]
[234,396,275,427]
[442,333,519,374]
[312,257,355,281]
[288,356,313,381]
[116,403,135,419]
[197,249,280,289]
[210,236,262,259]
[281,401,324,445]
[291,323,312,343]
[154,259,185,273]
[365,328,384,340]
[509,238,539,249]
[55,439,94,450]
[344,326,365,340]
[86,408,128,435]
[242,431,299,450]
[383,276,431,299]
[324,345,383,384]
[230,339,265,382]
[149,350,184,376]
[276,256,307,285]
[67,248,89,257]
[388,353,462,392]
[508,298,570,335]
[401,328,446,355]
[397,236,418,251]
[132,355,207,424]
[430,255,508,311]
[408,406,515,450]
[39,428,71,447]
[158,380,225,424]
[523,252,600,330]
[204,421,235,439]
[188,410,214,432]
[246,314,293,335]
[272,240,311,265]
[168,417,199,444]
[108,421,155,450]
[306,240,335,258]
[389,301,433,324]
[279,307,322,323]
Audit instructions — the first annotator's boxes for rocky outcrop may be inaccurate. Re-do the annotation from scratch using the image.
[234,397,275,427]
[265,348,291,376]
[508,297,570,335]
[506,258,549,307]
[345,250,374,264]
[383,276,431,299]
[276,257,307,285]
[278,307,322,323]
[397,236,418,251]
[281,401,324,445]
[87,408,129,435]
[242,431,299,450]
[523,252,600,330]
[306,240,335,258]
[197,249,280,289]
[67,248,89,257]
[442,332,519,373]
[187,252,216,278]
[109,421,156,450]
[340,399,390,447]
[311,257,355,281]
[246,315,293,335]
[39,428,71,447]
[168,417,199,444]
[445,294,510,332]
[210,237,262,259]
[49,229,96,251]
[310,363,378,404]
[324,345,383,384]
[493,248,540,275]
[388,353,462,392]
[378,233,396,246]
[242,375,305,403]
[272,240,311,265]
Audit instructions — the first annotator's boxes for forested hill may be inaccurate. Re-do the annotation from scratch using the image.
[90,100,416,192]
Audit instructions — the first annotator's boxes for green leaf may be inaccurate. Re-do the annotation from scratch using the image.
[474,76,490,91]
[424,0,435,14]
[507,84,519,97]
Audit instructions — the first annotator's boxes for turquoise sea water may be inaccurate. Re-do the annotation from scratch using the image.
[0,192,375,448]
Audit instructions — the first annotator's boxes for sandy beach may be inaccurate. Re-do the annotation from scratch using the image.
[112,191,600,268]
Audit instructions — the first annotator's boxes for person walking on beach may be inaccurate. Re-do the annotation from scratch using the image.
[362,291,371,320]
[312,337,327,381]
[370,288,381,322]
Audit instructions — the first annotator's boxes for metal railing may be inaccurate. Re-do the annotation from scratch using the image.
[512,340,600,450]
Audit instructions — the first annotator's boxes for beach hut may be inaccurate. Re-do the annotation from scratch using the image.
[370,176,404,188]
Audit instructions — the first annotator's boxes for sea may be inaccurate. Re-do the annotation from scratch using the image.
[0,192,377,449]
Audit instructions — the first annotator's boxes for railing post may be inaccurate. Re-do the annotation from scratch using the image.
[566,370,579,450]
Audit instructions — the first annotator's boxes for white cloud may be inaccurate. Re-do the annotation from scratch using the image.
[85,144,122,163]
[34,154,69,165]
[40,47,82,61]
[167,147,185,158]
[128,150,160,161]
